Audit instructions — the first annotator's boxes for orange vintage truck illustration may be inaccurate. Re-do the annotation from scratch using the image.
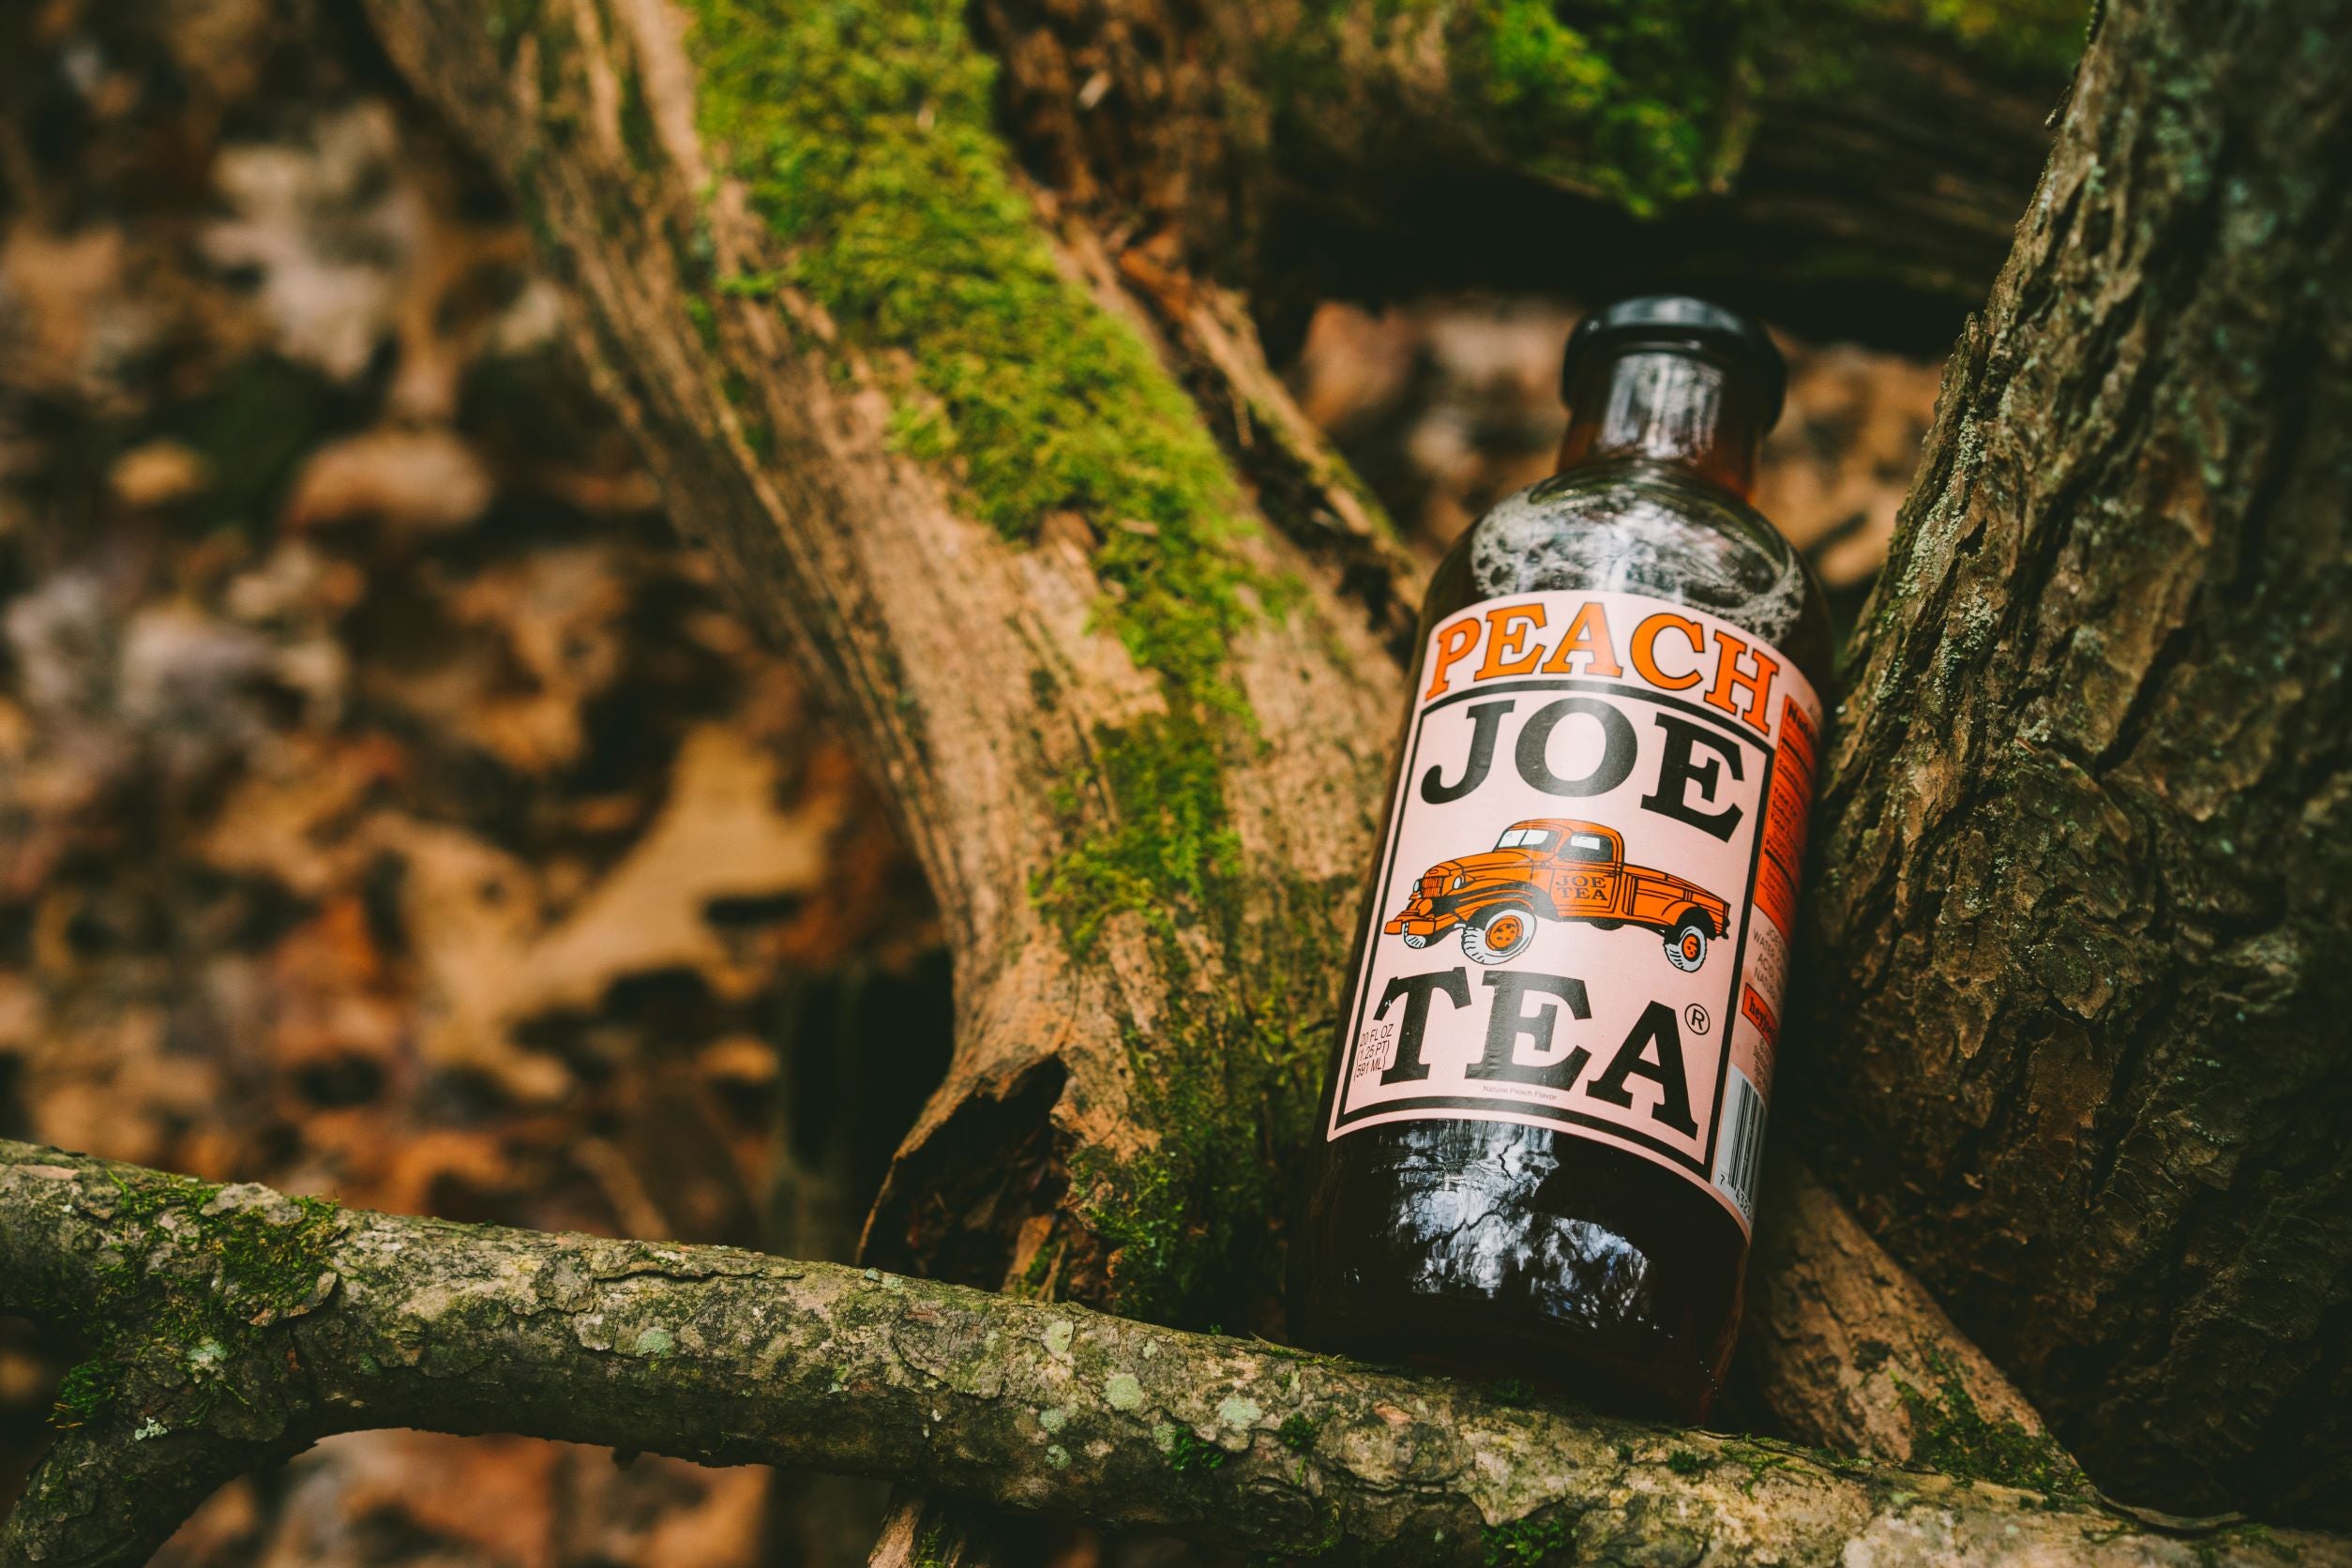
[1385,819,1730,970]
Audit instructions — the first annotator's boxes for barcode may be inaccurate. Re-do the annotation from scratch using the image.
[1711,1065,1767,1225]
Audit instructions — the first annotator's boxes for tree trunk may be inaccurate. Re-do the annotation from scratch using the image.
[1798,0,2352,1525]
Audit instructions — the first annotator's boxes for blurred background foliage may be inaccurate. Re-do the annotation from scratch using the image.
[0,0,1944,1561]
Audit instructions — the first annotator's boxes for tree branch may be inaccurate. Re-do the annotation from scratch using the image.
[5,1141,2336,1568]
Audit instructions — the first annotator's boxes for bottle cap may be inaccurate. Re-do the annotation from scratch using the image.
[1560,295,1787,429]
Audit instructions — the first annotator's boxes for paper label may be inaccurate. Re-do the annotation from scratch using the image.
[1328,590,1822,1231]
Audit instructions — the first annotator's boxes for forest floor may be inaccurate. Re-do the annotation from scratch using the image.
[0,1,1942,1563]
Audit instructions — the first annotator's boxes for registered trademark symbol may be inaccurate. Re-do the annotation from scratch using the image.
[1685,1003,1711,1034]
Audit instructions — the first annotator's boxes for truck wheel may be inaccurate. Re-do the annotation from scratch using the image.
[1402,932,1428,949]
[1665,917,1710,972]
[1462,905,1536,965]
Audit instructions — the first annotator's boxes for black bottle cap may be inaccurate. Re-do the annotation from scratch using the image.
[1560,295,1787,429]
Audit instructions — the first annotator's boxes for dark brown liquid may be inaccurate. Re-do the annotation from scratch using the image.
[1289,346,1831,1420]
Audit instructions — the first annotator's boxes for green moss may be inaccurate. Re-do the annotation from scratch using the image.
[1032,716,1243,953]
[1074,872,1346,1319]
[2193,1523,2298,1568]
[1893,1351,2085,1494]
[1261,0,1746,216]
[1718,1438,1803,1493]
[1902,0,2089,79]
[1066,1113,1210,1316]
[1275,1410,1319,1452]
[1166,1427,1229,1473]
[686,0,1242,547]
[1482,1514,1569,1566]
[1666,1447,1706,1476]
[49,1359,111,1428]
[52,1170,342,1429]
[1262,0,2085,222]
[1466,0,1738,211]
[1765,0,2089,101]
[1064,930,1334,1318]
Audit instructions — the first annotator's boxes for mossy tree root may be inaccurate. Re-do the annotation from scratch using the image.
[3,1141,2339,1568]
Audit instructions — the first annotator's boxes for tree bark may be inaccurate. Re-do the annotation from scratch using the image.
[6,1141,2338,1568]
[1798,0,2352,1526]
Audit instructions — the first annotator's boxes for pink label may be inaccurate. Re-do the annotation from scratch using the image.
[1328,590,1822,1232]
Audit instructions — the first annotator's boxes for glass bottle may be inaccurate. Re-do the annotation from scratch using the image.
[1289,296,1831,1420]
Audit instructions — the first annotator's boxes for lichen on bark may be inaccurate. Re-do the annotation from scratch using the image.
[41,1168,342,1432]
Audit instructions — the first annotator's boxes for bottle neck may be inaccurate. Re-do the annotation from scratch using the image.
[1555,349,1767,500]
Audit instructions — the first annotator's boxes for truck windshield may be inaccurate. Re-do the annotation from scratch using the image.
[1495,828,1557,851]
[1565,833,1613,861]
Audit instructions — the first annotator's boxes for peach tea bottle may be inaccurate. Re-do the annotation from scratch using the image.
[1290,296,1830,1419]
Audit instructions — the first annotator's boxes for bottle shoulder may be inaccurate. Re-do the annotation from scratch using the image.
[1426,460,1831,685]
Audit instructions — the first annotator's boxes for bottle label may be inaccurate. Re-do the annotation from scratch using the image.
[1329,589,1821,1232]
